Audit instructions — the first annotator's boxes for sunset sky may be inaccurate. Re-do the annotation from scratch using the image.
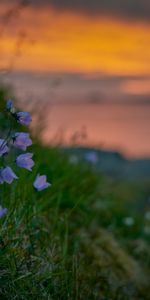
[0,0,150,74]
[0,1,150,103]
[0,1,150,156]
[0,0,150,102]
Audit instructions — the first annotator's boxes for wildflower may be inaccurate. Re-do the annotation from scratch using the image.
[33,174,51,191]
[13,132,32,151]
[0,206,7,218]
[0,139,9,156]
[16,112,32,126]
[145,211,150,221]
[16,153,34,171]
[69,155,78,165]
[84,151,98,164]
[144,226,150,235]
[123,217,134,226]
[0,166,18,184]
[6,99,13,110]
[1,99,50,193]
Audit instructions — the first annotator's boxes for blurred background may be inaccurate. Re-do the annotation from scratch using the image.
[1,3,150,298]
[0,0,150,158]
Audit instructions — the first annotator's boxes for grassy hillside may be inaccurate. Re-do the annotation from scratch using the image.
[0,143,150,299]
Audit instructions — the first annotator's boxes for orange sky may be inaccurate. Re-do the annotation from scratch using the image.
[1,2,150,157]
[0,4,150,76]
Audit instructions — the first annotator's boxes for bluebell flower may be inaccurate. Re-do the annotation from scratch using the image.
[16,112,32,126]
[33,174,51,191]
[13,132,32,151]
[6,99,13,110]
[16,153,34,171]
[0,206,7,218]
[0,166,18,184]
[84,151,98,164]
[0,139,9,156]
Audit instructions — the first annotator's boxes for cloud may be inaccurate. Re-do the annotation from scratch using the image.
[50,0,150,20]
[1,0,150,21]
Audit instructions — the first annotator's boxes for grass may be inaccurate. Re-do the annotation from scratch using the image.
[0,143,150,299]
[0,90,150,299]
